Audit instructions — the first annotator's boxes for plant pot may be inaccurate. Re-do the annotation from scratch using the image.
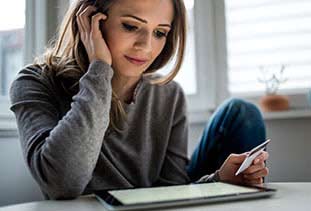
[259,95,289,112]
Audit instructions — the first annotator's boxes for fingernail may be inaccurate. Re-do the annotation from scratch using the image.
[255,159,260,164]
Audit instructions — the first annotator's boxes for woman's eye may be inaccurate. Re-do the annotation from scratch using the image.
[154,30,167,39]
[122,23,138,32]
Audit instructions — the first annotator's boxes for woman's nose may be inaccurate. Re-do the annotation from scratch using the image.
[133,30,153,53]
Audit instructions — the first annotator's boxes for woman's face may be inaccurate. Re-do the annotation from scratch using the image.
[102,0,174,79]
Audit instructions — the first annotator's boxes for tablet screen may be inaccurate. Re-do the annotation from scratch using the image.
[108,182,258,205]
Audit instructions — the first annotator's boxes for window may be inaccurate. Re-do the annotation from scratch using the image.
[183,0,218,119]
[160,0,197,95]
[0,0,25,129]
[0,1,25,97]
[0,0,53,129]
[225,0,311,95]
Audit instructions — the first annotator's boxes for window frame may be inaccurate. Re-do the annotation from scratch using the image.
[0,0,59,130]
[186,0,221,122]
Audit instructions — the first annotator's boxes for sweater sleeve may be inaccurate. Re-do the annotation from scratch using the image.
[195,170,220,183]
[9,60,113,199]
[154,85,191,186]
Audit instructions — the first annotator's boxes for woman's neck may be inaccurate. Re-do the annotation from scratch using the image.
[112,74,141,103]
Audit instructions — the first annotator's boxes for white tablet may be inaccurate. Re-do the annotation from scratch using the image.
[94,182,276,210]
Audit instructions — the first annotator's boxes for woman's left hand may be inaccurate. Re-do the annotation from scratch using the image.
[218,151,269,185]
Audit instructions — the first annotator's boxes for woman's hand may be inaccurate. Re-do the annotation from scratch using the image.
[76,5,112,65]
[218,152,269,185]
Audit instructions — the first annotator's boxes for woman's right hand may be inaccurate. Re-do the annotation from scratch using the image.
[218,152,269,185]
[76,5,112,65]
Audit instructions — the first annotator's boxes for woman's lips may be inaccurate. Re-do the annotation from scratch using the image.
[125,55,148,65]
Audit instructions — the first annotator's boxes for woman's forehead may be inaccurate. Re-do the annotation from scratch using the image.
[109,0,174,24]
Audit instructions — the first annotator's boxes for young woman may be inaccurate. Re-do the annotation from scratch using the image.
[10,0,269,200]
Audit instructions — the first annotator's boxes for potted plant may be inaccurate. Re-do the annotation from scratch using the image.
[258,65,289,112]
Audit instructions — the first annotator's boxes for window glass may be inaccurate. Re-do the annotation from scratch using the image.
[225,0,311,94]
[0,0,25,96]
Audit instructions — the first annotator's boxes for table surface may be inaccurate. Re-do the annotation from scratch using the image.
[1,183,311,211]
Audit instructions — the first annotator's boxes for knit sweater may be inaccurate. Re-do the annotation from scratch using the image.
[10,60,193,199]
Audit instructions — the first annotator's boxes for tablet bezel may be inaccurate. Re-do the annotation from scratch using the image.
[94,182,276,211]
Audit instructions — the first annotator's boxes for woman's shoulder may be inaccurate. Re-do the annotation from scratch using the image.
[142,73,185,95]
[14,63,54,83]
[11,63,59,95]
[10,63,59,102]
[138,73,187,109]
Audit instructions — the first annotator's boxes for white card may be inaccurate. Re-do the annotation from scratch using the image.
[235,139,270,176]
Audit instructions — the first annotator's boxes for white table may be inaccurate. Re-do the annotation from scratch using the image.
[1,183,310,211]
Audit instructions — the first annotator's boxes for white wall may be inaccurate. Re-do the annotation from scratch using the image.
[0,136,43,207]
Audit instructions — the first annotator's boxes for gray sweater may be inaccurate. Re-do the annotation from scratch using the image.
[10,60,191,199]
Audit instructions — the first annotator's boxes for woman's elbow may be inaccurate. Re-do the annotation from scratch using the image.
[44,186,84,200]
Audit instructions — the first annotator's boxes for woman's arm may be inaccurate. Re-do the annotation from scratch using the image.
[10,60,113,199]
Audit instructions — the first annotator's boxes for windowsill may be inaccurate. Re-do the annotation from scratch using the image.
[188,110,212,124]
[262,108,311,120]
[188,107,311,125]
[2,108,311,130]
[0,99,17,131]
[0,116,17,131]
[235,91,311,121]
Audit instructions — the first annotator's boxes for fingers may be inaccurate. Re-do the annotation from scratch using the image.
[227,153,248,164]
[253,151,269,165]
[244,161,265,174]
[243,177,263,185]
[244,167,269,179]
[91,13,108,38]
[76,4,88,32]
[76,5,97,35]
[80,6,97,32]
[241,151,268,175]
[76,4,107,41]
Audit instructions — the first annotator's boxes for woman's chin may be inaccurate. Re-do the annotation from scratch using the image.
[113,66,146,79]
[114,70,144,79]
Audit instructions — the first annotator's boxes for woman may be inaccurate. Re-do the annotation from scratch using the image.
[10,0,268,200]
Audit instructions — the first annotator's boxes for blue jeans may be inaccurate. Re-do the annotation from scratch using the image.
[187,98,266,181]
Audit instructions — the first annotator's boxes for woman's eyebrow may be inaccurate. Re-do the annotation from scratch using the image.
[121,14,171,28]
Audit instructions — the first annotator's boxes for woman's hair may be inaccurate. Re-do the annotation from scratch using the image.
[36,0,187,131]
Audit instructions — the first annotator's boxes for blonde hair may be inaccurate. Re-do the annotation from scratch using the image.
[36,0,187,131]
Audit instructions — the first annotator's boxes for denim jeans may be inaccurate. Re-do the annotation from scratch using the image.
[187,98,266,182]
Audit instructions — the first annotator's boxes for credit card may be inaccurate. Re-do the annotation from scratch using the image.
[235,139,270,176]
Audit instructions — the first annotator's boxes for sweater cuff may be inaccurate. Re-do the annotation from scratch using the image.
[88,60,114,79]
[195,170,221,183]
